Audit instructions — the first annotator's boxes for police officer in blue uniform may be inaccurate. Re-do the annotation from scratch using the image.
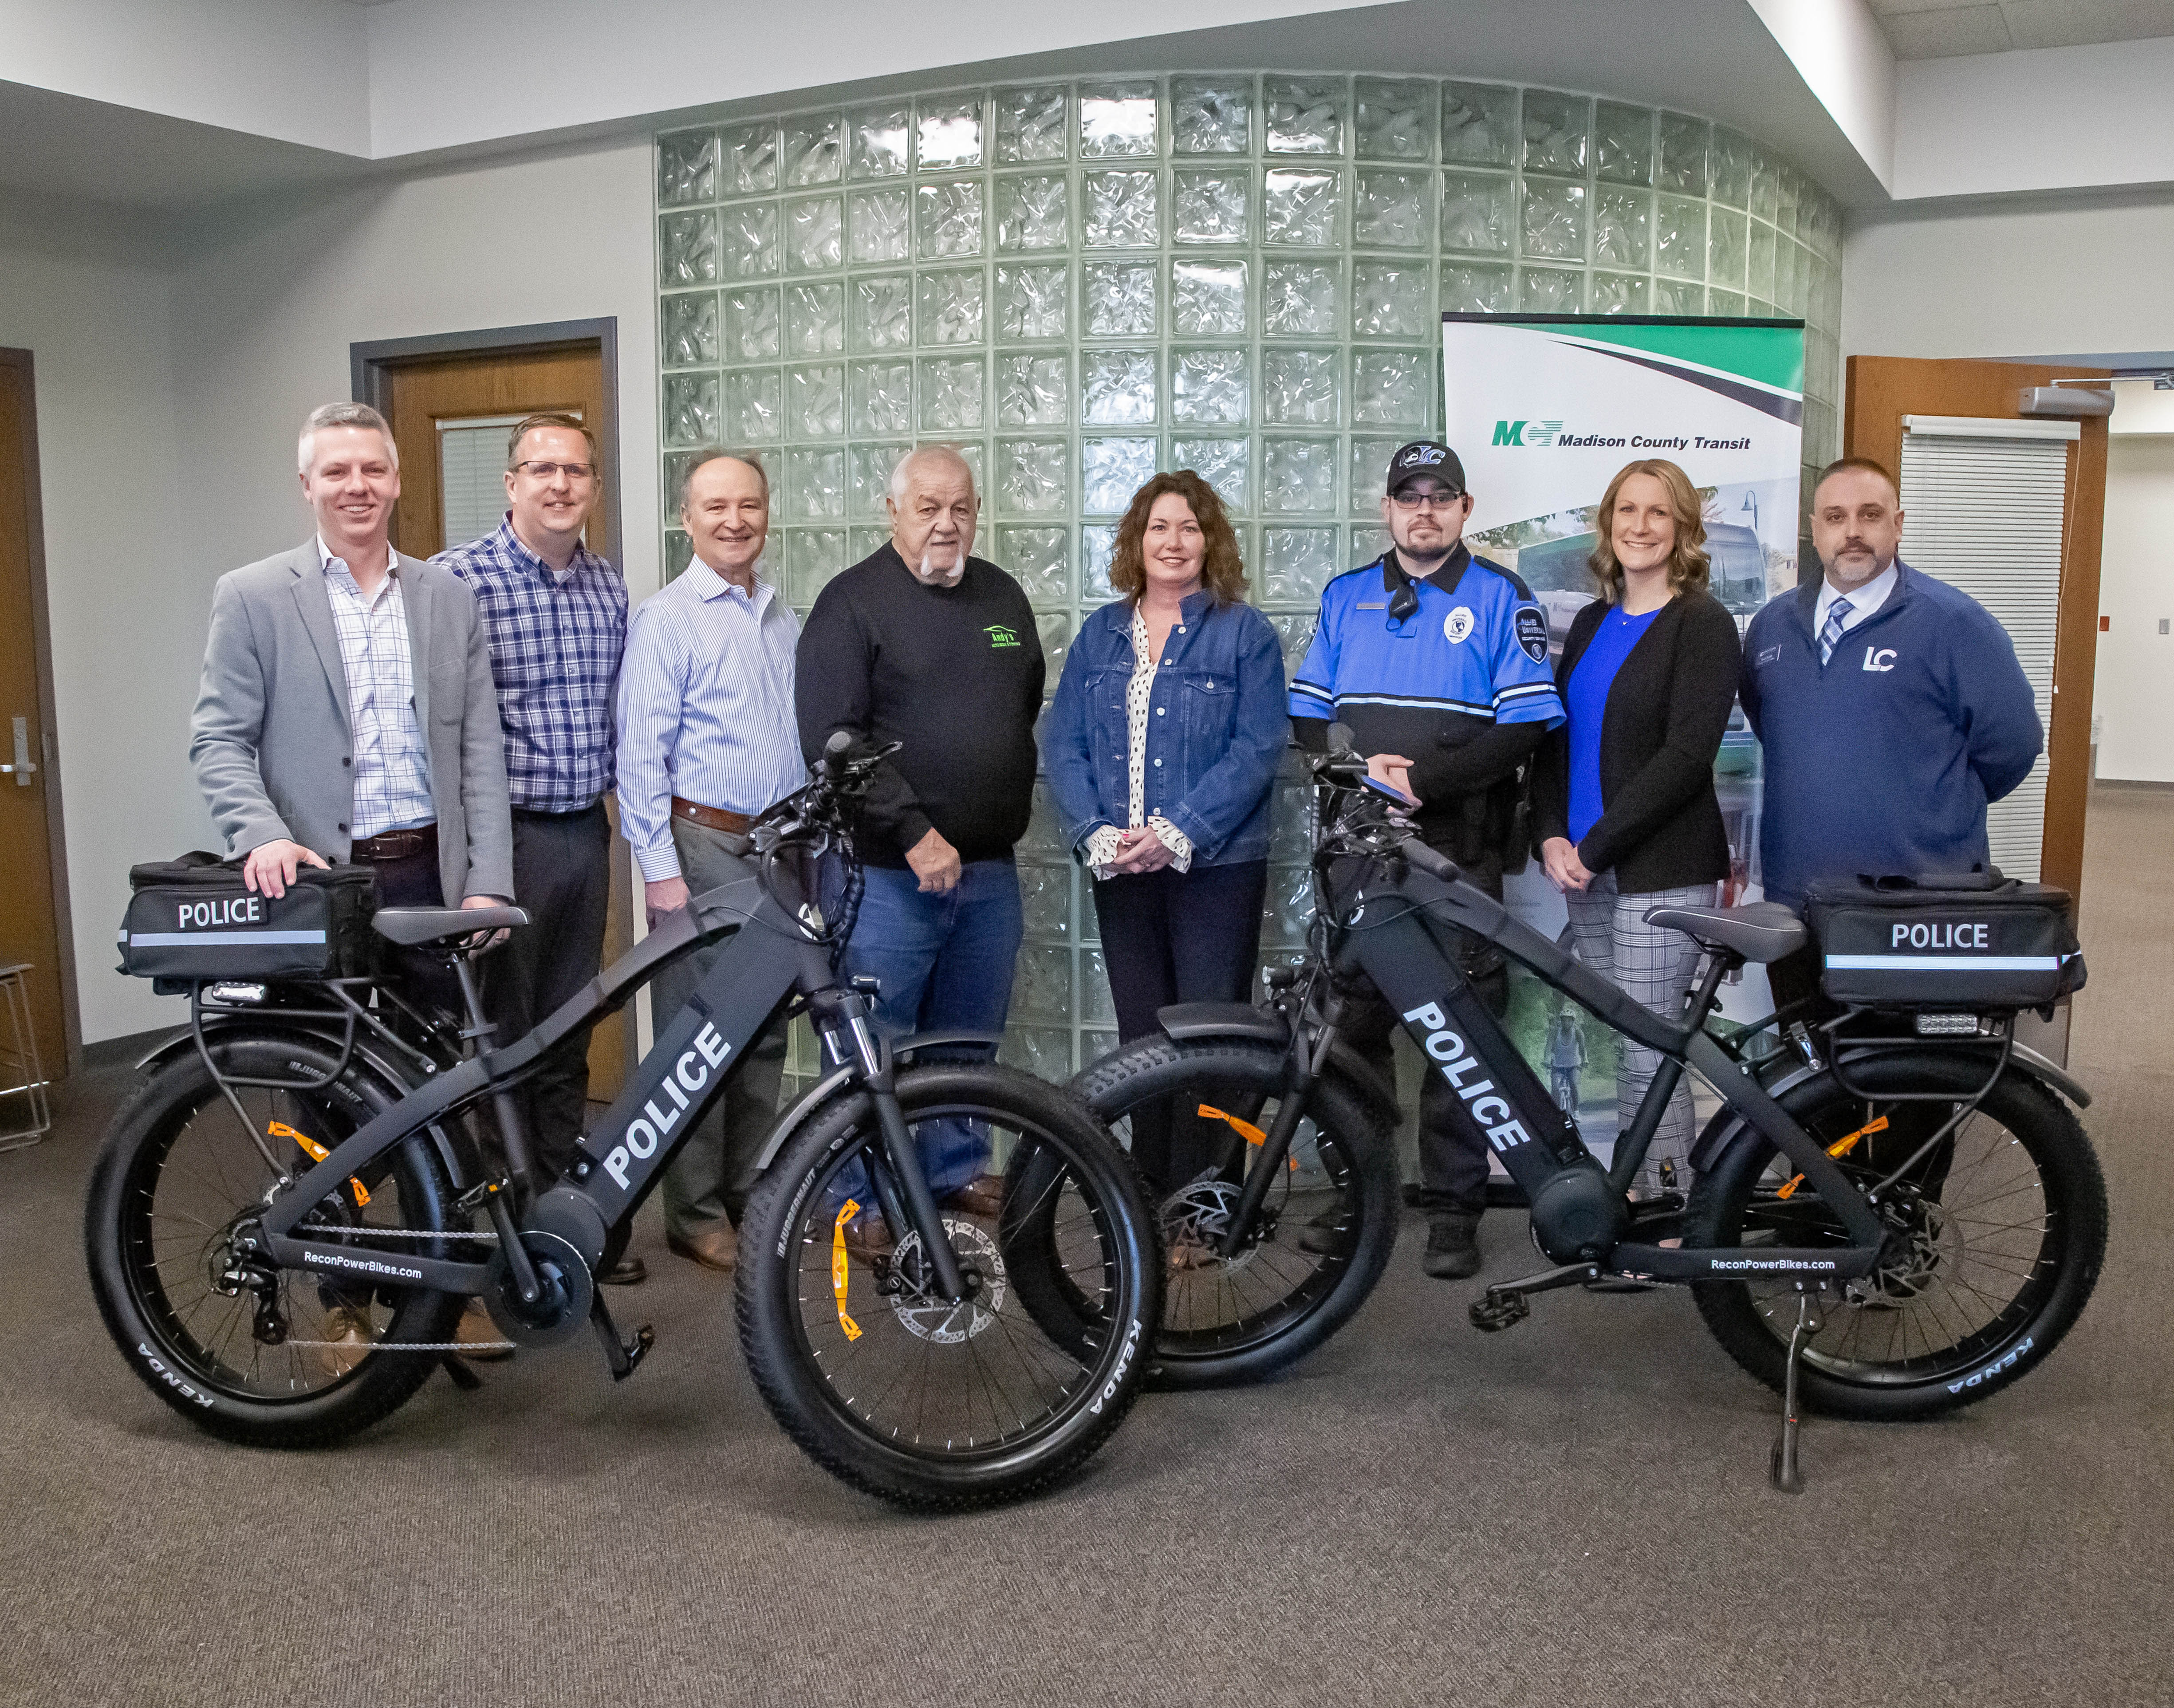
[1290,441,1564,1278]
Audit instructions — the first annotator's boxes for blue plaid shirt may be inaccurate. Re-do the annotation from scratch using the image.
[437,517,628,812]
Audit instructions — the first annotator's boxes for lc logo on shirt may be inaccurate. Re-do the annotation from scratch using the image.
[1863,645,1897,672]
[985,623,1020,649]
[1443,606,1475,644]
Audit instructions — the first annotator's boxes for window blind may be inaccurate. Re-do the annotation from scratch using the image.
[1898,416,2075,882]
[436,414,532,552]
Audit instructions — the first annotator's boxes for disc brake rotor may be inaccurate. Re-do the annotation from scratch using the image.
[1161,1177,1267,1274]
[887,1217,1006,1343]
[1851,1196,1956,1307]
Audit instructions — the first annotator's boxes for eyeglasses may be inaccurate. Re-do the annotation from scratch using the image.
[513,460,597,482]
[1390,489,1464,512]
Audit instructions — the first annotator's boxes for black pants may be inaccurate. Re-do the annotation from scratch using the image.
[480,804,612,1181]
[1093,859,1268,1192]
[1341,853,1508,1217]
[367,831,461,1022]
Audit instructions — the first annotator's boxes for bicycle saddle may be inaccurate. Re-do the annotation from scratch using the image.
[371,905,530,946]
[1641,901,1805,964]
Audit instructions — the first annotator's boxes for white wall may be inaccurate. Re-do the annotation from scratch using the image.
[2,137,660,1047]
[2093,436,2174,782]
[167,140,659,594]
[1841,185,2174,360]
[0,190,209,1046]
[1893,36,2174,203]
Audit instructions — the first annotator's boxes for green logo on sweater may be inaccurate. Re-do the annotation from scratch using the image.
[985,623,1020,649]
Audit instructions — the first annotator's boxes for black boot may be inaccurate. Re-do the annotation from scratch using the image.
[1423,1211,1483,1280]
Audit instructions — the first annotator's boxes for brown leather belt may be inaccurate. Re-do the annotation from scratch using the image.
[351,823,437,862]
[671,797,753,835]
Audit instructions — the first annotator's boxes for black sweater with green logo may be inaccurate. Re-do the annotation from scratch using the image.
[795,543,1046,867]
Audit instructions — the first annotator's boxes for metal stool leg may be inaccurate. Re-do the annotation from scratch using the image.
[0,964,52,1154]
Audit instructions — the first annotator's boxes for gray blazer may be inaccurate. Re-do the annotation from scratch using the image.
[189,539,515,904]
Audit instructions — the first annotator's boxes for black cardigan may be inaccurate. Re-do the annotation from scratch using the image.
[1530,590,1742,893]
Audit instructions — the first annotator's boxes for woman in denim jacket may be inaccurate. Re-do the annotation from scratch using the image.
[1044,470,1288,1192]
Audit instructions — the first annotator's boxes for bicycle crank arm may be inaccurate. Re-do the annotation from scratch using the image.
[589,1291,654,1382]
[1468,1260,1599,1331]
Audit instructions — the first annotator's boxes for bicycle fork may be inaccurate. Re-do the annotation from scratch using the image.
[813,991,969,1302]
[1217,998,1342,1259]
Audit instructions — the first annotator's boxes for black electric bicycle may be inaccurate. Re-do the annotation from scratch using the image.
[85,738,1159,1509]
[1039,731,2106,1484]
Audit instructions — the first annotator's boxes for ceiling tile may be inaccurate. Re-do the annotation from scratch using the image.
[1871,0,2002,16]
[1882,5,2014,56]
[2001,0,2174,51]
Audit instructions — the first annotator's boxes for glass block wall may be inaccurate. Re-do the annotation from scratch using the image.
[654,76,1845,1086]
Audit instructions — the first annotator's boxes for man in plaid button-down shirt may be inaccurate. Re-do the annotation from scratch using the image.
[438,416,633,1272]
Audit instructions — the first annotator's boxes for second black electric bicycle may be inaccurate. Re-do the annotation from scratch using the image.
[85,739,1159,1509]
[1028,732,2106,1484]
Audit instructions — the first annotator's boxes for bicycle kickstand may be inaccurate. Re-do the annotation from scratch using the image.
[1770,1287,1819,1494]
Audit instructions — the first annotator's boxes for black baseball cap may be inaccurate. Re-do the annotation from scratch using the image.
[1386,440,1466,496]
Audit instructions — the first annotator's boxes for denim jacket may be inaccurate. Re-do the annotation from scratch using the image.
[1042,590,1288,867]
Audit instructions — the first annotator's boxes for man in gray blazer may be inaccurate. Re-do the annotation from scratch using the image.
[191,401,516,1360]
[192,401,513,922]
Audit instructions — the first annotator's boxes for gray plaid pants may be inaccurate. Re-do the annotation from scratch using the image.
[1564,873,1717,1192]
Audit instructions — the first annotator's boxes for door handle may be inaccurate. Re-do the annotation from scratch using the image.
[1,716,37,784]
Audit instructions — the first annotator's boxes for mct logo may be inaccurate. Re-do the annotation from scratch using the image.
[1491,419,1564,448]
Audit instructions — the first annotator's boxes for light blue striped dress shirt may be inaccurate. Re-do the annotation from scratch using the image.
[615,561,806,882]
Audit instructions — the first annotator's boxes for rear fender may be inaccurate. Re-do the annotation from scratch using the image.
[134,1019,471,1186]
[1686,1042,2090,1176]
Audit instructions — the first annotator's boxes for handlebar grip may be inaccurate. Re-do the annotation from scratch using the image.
[1400,839,1460,883]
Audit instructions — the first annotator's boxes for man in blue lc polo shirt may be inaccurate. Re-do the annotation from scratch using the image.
[1291,441,1564,1278]
[1741,455,2040,1013]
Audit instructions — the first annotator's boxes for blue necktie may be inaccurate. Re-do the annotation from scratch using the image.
[1819,595,1853,667]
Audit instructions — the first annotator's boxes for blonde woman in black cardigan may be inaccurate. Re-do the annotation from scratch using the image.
[1532,460,1741,1193]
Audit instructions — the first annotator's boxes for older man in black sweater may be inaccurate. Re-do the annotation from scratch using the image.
[796,446,1044,1210]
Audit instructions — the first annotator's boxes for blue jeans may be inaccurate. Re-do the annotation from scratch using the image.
[837,857,1024,1204]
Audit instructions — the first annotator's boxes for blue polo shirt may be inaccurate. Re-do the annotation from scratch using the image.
[1290,545,1564,738]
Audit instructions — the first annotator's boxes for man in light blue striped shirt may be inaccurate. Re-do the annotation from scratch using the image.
[615,450,805,1272]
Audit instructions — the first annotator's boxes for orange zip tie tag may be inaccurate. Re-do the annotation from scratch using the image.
[830,1198,863,1342]
[270,1119,370,1206]
[1198,1105,1296,1171]
[1776,1114,1890,1200]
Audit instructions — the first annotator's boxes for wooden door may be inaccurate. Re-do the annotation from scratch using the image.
[375,342,631,1101]
[379,345,610,562]
[1843,356,2109,905]
[0,350,76,1080]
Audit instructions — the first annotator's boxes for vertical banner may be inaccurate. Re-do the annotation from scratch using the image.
[1439,313,1804,1146]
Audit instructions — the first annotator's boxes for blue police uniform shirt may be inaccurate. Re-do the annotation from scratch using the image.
[1289,545,1565,740]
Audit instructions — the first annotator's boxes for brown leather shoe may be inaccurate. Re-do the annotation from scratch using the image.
[840,1212,893,1266]
[456,1299,515,1361]
[943,1173,1007,1217]
[598,1253,648,1286]
[666,1223,738,1272]
[317,1304,374,1376]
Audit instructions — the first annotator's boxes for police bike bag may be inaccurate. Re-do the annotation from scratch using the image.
[1804,869,2084,1012]
[118,852,378,983]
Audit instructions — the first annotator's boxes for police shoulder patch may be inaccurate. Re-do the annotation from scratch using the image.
[1515,606,1548,663]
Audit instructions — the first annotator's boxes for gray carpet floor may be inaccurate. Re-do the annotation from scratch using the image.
[4,787,2170,1707]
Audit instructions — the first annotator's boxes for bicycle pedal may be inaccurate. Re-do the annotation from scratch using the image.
[1468,1291,1531,1333]
[588,1291,655,1382]
[610,1324,656,1384]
